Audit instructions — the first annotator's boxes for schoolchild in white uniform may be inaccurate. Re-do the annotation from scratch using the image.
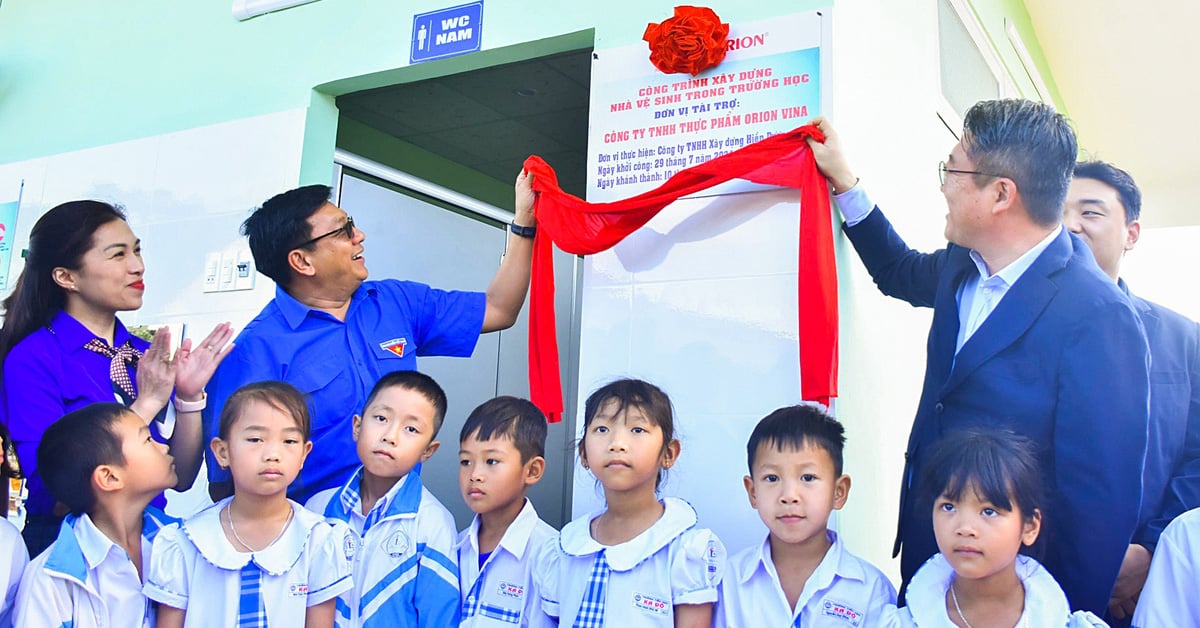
[145,381,352,627]
[0,518,25,628]
[536,379,725,627]
[1132,506,1200,627]
[456,396,557,627]
[306,370,460,627]
[879,429,1107,627]
[0,428,27,628]
[716,404,896,627]
[14,403,178,628]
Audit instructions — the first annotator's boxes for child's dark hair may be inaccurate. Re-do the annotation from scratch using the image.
[219,381,311,441]
[37,403,132,515]
[580,379,676,487]
[920,428,1044,524]
[746,404,846,475]
[459,396,547,463]
[365,371,448,437]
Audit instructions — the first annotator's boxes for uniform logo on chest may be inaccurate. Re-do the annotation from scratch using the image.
[632,593,670,616]
[384,530,410,559]
[498,581,525,599]
[379,337,408,357]
[821,599,863,626]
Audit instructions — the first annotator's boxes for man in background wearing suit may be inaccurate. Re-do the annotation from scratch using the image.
[1064,160,1200,622]
[805,99,1150,614]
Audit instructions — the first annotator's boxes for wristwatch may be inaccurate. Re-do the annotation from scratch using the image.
[509,222,536,238]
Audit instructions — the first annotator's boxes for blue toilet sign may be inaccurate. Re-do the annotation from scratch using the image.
[411,2,484,63]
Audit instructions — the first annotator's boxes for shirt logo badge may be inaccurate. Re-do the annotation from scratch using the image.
[498,581,525,599]
[822,599,863,626]
[289,583,309,597]
[379,337,407,357]
[384,530,410,559]
[343,530,358,561]
[632,593,670,616]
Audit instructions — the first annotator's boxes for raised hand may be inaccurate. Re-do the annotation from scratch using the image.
[174,322,235,402]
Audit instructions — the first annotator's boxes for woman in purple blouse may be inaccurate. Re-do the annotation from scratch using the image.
[0,200,233,556]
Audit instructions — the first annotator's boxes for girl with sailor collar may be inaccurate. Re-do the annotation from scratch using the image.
[880,430,1105,628]
[536,380,725,628]
[145,382,352,627]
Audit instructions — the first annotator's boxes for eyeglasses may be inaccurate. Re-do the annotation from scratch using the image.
[938,161,1006,186]
[295,216,355,249]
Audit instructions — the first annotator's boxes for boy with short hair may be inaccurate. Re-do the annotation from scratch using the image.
[305,370,460,627]
[715,404,896,627]
[13,402,179,628]
[455,396,556,627]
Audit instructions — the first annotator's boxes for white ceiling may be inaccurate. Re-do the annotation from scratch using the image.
[1025,0,1200,228]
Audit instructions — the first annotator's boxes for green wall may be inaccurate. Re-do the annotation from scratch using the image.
[0,0,1062,182]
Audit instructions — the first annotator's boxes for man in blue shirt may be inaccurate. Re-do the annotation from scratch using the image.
[1064,160,1200,623]
[205,173,537,501]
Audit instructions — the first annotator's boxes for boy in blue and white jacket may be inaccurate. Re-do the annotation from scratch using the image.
[14,403,180,628]
[306,371,459,627]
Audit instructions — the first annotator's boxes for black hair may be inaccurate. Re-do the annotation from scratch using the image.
[459,396,547,463]
[241,184,332,287]
[920,428,1044,525]
[1073,160,1142,223]
[962,99,1077,226]
[37,403,131,515]
[579,378,676,488]
[0,201,127,360]
[365,371,448,436]
[746,404,846,475]
[219,380,312,441]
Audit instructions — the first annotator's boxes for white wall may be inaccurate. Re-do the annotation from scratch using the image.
[1121,226,1200,321]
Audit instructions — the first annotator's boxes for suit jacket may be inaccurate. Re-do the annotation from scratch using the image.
[1124,283,1200,551]
[844,209,1150,614]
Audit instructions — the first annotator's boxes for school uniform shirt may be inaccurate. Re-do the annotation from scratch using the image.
[143,497,352,627]
[878,554,1107,627]
[537,497,725,626]
[307,464,460,627]
[13,507,176,628]
[456,498,558,627]
[715,530,896,628]
[0,519,25,628]
[1133,507,1200,627]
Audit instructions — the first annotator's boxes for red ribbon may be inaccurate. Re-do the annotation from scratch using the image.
[523,123,838,422]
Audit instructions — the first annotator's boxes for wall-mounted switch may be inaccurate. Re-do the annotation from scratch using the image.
[203,252,221,293]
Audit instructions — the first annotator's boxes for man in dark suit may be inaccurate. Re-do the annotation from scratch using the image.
[1064,160,1200,622]
[805,100,1151,614]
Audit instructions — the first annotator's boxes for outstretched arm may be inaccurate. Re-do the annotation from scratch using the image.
[481,170,536,333]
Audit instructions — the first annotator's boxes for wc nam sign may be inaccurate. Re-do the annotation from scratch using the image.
[411,1,484,63]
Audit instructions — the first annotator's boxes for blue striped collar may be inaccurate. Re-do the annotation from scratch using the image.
[44,505,178,584]
[323,463,424,527]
